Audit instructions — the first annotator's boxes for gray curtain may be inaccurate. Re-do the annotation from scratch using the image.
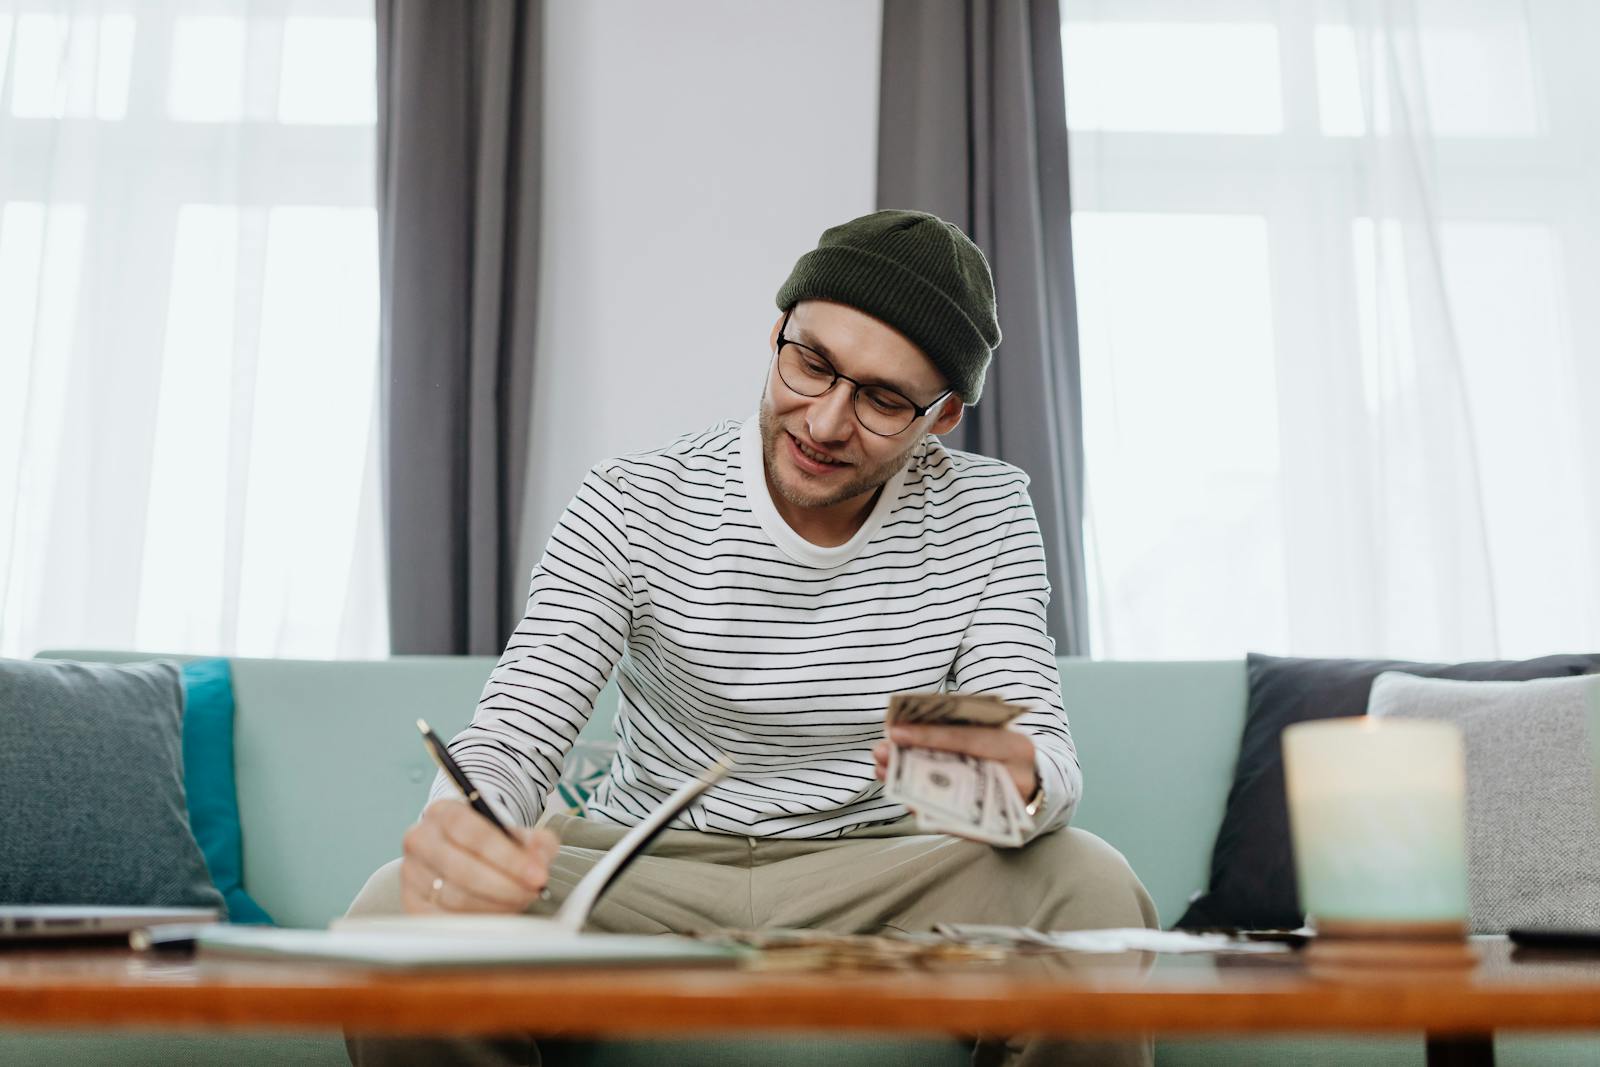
[376,1,543,655]
[878,0,1089,655]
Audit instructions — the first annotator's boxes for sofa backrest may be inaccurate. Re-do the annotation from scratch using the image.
[39,650,501,929]
[37,652,1245,928]
[229,656,502,928]
[1059,659,1245,925]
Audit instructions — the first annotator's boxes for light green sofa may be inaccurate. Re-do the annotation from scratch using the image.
[6,653,1593,1065]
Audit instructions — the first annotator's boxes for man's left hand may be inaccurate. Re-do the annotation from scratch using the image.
[872,724,1038,804]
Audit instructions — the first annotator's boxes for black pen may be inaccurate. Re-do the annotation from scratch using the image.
[129,922,210,954]
[416,718,516,842]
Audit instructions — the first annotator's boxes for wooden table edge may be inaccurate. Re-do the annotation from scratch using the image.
[9,982,1600,1038]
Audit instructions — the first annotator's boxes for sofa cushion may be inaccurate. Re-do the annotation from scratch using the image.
[1176,652,1600,930]
[181,659,273,924]
[0,658,224,913]
[1369,671,1600,933]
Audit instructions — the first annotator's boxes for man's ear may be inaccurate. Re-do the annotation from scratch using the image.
[769,313,786,352]
[929,395,964,436]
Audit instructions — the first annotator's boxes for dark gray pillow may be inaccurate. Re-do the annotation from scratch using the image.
[0,658,225,913]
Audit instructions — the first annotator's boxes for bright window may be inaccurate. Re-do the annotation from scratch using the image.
[1063,22,1284,134]
[1068,0,1600,660]
[0,1,385,660]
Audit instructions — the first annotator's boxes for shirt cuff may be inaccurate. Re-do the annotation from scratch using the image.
[424,771,528,828]
[1021,751,1079,843]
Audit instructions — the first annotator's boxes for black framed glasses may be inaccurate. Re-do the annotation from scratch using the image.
[773,311,954,437]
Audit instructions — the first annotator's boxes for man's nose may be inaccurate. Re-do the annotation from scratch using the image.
[807,382,856,445]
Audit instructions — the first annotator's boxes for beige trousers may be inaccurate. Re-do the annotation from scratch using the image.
[346,815,1157,1067]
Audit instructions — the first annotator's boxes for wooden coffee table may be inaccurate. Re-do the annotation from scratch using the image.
[3,937,1599,1065]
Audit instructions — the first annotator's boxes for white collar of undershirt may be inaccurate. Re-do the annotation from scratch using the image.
[739,414,912,570]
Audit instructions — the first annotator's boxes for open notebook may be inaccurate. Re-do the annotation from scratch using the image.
[196,756,746,969]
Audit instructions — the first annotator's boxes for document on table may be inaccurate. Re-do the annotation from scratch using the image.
[933,924,1293,954]
[197,922,747,969]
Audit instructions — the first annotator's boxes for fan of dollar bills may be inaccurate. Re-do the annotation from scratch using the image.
[883,692,1031,847]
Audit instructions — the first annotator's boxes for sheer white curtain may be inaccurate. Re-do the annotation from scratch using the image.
[1067,0,1600,661]
[0,0,387,659]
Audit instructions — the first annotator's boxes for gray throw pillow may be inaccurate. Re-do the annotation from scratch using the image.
[0,658,225,913]
[1368,671,1600,933]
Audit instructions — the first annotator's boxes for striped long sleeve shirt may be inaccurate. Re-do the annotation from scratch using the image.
[431,416,1081,842]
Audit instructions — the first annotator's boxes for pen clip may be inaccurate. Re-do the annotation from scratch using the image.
[417,719,472,790]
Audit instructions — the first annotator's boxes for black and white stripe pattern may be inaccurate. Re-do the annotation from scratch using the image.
[433,416,1080,841]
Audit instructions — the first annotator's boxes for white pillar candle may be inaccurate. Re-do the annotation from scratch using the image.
[1282,717,1468,927]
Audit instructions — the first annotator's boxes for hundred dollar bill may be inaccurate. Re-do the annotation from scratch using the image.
[886,691,1020,728]
[884,691,1031,846]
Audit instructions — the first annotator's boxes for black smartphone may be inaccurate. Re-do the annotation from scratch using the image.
[1508,928,1600,950]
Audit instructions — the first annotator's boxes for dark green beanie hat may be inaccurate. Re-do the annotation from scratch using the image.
[775,209,1000,404]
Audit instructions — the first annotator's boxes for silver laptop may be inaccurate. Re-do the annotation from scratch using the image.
[0,905,219,941]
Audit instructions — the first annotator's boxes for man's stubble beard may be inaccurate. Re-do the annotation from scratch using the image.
[758,403,921,512]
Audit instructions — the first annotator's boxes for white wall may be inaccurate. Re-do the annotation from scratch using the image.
[521,0,882,582]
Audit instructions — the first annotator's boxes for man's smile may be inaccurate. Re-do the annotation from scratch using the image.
[786,431,851,474]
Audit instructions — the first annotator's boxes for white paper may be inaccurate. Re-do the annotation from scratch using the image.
[935,924,1291,954]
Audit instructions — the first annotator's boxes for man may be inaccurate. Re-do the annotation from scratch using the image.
[348,210,1156,1066]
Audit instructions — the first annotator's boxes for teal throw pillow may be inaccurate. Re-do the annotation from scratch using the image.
[181,659,274,925]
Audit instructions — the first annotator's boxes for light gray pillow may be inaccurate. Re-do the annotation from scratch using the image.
[1368,670,1600,933]
[0,658,224,913]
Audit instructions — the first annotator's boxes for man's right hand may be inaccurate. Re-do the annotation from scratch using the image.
[400,798,561,914]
